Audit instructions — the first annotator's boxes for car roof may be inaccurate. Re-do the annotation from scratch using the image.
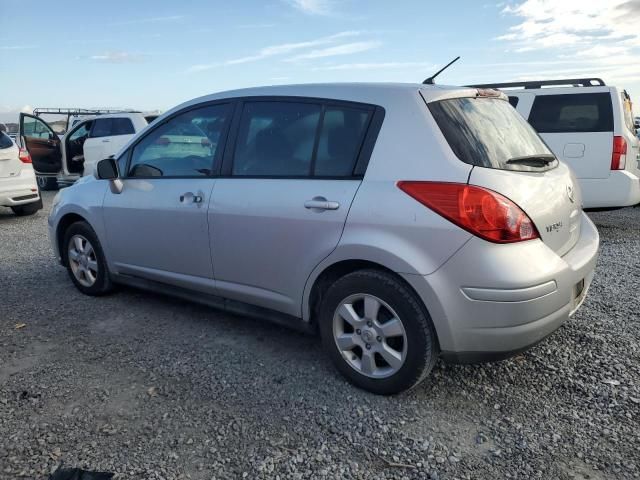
[164,83,480,117]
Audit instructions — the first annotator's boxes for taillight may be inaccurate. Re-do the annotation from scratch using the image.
[397,181,539,244]
[611,136,627,170]
[18,147,32,164]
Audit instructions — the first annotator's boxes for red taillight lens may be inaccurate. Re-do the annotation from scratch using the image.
[611,136,627,170]
[397,181,539,244]
[18,147,32,164]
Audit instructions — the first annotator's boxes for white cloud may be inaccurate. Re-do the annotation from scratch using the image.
[286,41,381,61]
[0,45,37,50]
[315,61,433,71]
[495,0,640,98]
[110,15,185,26]
[284,0,334,15]
[186,31,366,73]
[89,51,146,63]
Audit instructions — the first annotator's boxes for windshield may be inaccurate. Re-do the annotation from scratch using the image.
[428,97,556,172]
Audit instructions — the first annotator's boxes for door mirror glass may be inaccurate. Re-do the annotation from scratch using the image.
[96,157,119,180]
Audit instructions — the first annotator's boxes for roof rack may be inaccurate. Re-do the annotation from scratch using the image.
[465,78,606,90]
[33,107,139,116]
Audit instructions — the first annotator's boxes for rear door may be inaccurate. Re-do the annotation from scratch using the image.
[19,113,62,175]
[210,98,376,317]
[526,91,614,179]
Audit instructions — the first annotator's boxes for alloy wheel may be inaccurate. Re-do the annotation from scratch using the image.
[67,234,98,287]
[332,293,407,379]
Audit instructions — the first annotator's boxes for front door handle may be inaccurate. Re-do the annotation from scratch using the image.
[304,197,340,211]
[102,139,111,143]
[180,192,203,204]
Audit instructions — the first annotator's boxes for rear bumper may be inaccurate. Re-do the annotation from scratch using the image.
[0,170,40,206]
[401,213,599,360]
[579,171,640,208]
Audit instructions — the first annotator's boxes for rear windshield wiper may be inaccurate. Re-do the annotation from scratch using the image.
[506,154,556,167]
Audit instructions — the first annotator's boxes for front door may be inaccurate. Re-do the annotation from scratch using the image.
[210,99,375,316]
[19,113,62,175]
[102,102,233,292]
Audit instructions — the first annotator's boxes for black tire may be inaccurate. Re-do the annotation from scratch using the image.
[36,175,58,191]
[11,198,43,216]
[318,269,438,395]
[62,221,114,296]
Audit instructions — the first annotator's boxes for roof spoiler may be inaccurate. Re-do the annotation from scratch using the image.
[465,78,606,90]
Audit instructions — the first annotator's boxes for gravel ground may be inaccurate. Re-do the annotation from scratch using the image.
[0,192,638,480]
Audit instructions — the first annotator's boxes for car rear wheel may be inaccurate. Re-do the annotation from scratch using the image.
[63,222,113,295]
[37,175,58,191]
[319,269,438,395]
[11,198,42,216]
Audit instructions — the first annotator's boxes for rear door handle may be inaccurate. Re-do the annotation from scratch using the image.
[102,139,111,143]
[304,197,340,211]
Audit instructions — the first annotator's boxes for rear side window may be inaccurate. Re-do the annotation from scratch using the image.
[428,97,555,171]
[315,106,371,176]
[0,131,13,149]
[232,101,372,177]
[232,101,321,176]
[91,118,135,138]
[528,93,613,133]
[508,96,519,108]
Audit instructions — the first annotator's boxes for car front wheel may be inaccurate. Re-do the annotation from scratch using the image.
[319,269,438,395]
[63,222,113,295]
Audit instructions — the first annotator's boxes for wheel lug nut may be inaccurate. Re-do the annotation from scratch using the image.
[365,344,371,350]
[356,329,361,335]
[367,321,372,327]
[376,336,382,342]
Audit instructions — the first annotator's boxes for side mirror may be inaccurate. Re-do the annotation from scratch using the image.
[96,157,119,180]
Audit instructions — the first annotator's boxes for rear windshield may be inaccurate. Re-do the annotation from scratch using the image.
[428,97,556,171]
[0,131,13,149]
[528,93,613,133]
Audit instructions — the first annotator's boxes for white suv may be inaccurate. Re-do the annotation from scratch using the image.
[469,78,640,209]
[19,112,149,189]
[0,131,42,216]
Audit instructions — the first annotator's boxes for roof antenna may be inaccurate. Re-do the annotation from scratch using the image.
[422,56,460,85]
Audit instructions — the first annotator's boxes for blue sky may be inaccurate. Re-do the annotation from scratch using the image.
[1,0,639,122]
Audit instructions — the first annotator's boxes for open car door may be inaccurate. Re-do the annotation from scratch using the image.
[19,113,62,175]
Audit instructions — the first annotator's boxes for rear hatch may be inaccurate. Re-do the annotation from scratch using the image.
[526,91,614,180]
[424,91,581,256]
[0,132,20,178]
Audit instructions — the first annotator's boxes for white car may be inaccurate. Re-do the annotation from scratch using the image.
[469,78,640,209]
[0,131,42,216]
[19,112,149,189]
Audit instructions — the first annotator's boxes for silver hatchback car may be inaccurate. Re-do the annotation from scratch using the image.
[46,83,599,394]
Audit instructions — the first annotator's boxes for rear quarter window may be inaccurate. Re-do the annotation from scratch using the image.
[0,131,13,149]
[528,93,613,133]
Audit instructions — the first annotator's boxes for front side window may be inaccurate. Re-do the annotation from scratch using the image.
[128,103,230,178]
[232,101,322,176]
[528,93,614,133]
[69,122,92,142]
[22,116,54,139]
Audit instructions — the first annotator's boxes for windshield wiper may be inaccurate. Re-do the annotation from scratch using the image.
[506,154,556,167]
